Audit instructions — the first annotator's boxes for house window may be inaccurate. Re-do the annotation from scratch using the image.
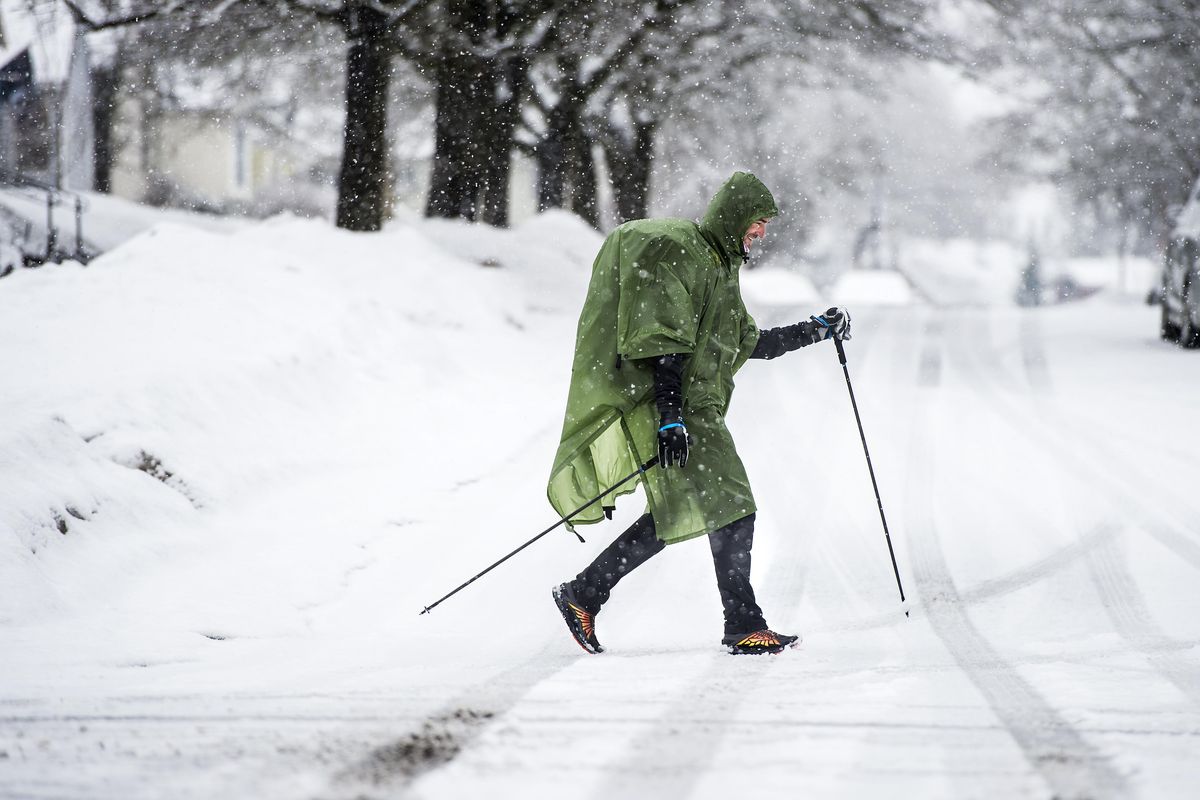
[1,49,51,175]
[234,123,247,188]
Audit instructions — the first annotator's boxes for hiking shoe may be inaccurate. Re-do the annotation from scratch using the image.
[723,629,800,655]
[552,583,603,654]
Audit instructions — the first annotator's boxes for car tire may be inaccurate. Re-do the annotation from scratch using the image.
[1161,300,1181,342]
[1180,282,1200,348]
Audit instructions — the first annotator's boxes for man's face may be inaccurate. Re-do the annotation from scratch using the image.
[743,218,770,253]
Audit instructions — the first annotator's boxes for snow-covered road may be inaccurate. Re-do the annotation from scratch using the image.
[1,218,1197,799]
[401,304,1200,800]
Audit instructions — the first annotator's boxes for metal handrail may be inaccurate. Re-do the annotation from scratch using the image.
[0,170,90,263]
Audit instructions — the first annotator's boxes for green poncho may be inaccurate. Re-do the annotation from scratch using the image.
[547,172,780,544]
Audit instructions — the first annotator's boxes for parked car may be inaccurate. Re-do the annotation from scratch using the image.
[1161,177,1200,346]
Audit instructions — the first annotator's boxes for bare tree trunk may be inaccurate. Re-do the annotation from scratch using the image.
[537,110,599,227]
[477,55,527,226]
[537,97,598,219]
[567,133,598,227]
[426,50,480,219]
[136,58,167,205]
[336,9,392,232]
[92,59,120,193]
[428,0,530,224]
[604,117,655,223]
[536,108,568,211]
[534,65,603,229]
[428,62,525,224]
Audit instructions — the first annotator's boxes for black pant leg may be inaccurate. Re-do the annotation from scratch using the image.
[569,512,665,614]
[708,513,767,636]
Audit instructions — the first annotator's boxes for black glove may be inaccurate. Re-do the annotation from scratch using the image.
[658,416,689,468]
[810,306,851,341]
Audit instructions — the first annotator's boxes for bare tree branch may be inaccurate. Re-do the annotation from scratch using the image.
[1076,21,1199,171]
[275,0,345,25]
[579,0,693,96]
[62,0,187,32]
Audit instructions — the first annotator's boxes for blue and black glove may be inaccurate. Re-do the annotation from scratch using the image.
[658,416,689,468]
[810,306,852,341]
[650,353,690,468]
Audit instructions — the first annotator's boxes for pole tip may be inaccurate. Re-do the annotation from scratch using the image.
[419,607,430,616]
[904,610,910,618]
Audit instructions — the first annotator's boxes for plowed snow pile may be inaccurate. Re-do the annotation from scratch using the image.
[0,213,599,632]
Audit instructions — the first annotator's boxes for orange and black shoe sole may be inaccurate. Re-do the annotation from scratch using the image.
[726,631,801,655]
[551,584,603,654]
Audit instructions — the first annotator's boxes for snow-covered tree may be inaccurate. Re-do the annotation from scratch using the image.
[978,0,1200,251]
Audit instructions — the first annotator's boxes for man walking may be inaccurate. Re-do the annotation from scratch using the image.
[547,171,850,655]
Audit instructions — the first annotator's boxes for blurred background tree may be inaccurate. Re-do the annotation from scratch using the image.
[7,0,1191,266]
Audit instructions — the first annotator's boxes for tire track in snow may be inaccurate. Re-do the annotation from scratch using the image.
[1085,530,1200,708]
[334,639,576,797]
[958,524,1119,606]
[993,311,1200,705]
[811,527,1200,666]
[582,310,906,799]
[1015,309,1194,674]
[1051,402,1200,537]
[945,310,1200,574]
[1019,310,1052,393]
[831,522,1120,634]
[780,313,1168,655]
[962,312,1191,522]
[906,319,1130,800]
[944,311,1200,713]
[918,317,943,387]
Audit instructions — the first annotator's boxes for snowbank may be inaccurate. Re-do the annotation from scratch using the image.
[898,236,1159,306]
[740,266,821,306]
[0,187,248,256]
[1057,254,1158,298]
[0,213,600,628]
[829,269,918,306]
[900,237,1022,305]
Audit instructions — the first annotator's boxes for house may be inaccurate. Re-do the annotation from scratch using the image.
[109,105,326,214]
[3,1,329,219]
[0,0,93,190]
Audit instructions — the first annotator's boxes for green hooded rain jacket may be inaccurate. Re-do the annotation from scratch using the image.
[547,172,780,544]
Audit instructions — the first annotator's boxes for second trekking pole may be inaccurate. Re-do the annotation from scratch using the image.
[833,337,908,616]
[419,456,659,615]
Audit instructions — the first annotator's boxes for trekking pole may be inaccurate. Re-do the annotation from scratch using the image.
[833,337,908,616]
[419,456,659,615]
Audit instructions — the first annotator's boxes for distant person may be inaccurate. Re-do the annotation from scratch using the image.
[547,171,851,655]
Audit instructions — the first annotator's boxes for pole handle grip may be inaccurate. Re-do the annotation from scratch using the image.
[834,336,847,366]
